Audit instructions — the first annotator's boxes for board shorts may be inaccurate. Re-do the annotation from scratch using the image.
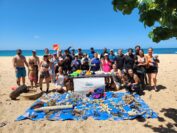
[146,66,158,73]
[40,71,50,79]
[16,67,26,78]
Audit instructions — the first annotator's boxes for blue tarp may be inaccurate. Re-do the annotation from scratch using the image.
[16,92,158,121]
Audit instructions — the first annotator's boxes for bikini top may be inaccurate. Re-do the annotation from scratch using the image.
[42,62,49,68]
[137,56,146,63]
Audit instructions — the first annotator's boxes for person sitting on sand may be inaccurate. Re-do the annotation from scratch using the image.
[28,60,37,89]
[55,67,67,92]
[146,48,160,91]
[101,53,112,72]
[111,64,122,91]
[90,53,101,71]
[126,69,140,94]
[29,50,40,83]
[39,55,51,93]
[13,49,29,86]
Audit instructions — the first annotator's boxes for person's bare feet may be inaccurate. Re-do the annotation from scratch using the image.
[154,86,158,91]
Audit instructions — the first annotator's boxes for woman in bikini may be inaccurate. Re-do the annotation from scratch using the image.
[39,55,51,93]
[146,48,160,91]
[135,49,148,87]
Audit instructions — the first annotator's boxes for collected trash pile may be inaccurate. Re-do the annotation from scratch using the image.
[16,91,157,121]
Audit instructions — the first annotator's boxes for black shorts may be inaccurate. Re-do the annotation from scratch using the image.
[40,71,50,79]
[146,66,158,73]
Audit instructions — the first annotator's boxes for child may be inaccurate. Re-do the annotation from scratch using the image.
[28,60,37,89]
[55,67,67,92]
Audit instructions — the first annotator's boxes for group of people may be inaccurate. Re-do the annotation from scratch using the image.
[12,45,159,94]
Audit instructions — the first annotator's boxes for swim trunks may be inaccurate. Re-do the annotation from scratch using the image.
[16,67,26,78]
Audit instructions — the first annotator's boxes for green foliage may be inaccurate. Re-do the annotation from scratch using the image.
[112,0,177,43]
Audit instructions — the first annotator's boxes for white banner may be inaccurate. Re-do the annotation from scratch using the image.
[73,77,105,92]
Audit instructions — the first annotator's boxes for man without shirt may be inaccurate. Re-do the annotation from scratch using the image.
[13,49,29,86]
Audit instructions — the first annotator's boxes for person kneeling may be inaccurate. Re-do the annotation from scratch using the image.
[126,69,140,94]
[55,67,67,92]
[111,64,122,91]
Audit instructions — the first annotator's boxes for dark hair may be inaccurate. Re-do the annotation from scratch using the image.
[16,49,22,54]
[135,45,141,49]
[128,48,133,52]
[148,47,153,51]
[139,49,144,56]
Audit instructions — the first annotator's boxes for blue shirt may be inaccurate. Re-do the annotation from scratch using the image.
[109,54,116,63]
[91,58,100,71]
[88,51,95,59]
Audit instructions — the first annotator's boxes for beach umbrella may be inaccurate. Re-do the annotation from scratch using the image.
[53,44,60,51]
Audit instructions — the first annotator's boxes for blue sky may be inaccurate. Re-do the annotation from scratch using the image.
[0,0,176,50]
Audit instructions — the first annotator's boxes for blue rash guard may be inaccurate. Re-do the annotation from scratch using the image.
[90,58,100,71]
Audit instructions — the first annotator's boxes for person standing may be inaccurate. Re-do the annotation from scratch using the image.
[13,49,29,86]
[135,49,147,87]
[146,48,159,91]
[115,49,125,70]
[88,47,95,59]
[109,49,116,64]
[63,50,72,74]
[135,45,141,56]
[100,48,108,59]
[90,53,101,71]
[101,53,112,72]
[29,50,40,84]
[39,55,51,93]
[124,48,135,71]
[81,53,89,70]
[71,55,81,72]
[44,48,50,55]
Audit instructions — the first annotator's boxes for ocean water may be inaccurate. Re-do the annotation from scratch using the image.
[0,48,177,56]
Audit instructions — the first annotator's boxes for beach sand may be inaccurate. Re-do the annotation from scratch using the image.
[0,55,177,133]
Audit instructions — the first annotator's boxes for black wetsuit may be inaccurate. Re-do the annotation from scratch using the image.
[127,75,140,93]
[124,54,135,70]
[115,54,125,70]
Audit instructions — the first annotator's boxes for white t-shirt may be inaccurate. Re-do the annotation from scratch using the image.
[55,74,65,86]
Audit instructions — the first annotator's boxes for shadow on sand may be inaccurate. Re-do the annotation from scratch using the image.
[142,108,177,133]
[144,84,167,92]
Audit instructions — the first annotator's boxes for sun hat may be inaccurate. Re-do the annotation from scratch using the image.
[104,53,108,56]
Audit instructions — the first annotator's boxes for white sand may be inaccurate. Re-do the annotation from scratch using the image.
[0,55,177,133]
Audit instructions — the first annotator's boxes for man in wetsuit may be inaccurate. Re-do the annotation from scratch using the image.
[124,48,135,71]
[115,49,125,70]
[13,49,29,86]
